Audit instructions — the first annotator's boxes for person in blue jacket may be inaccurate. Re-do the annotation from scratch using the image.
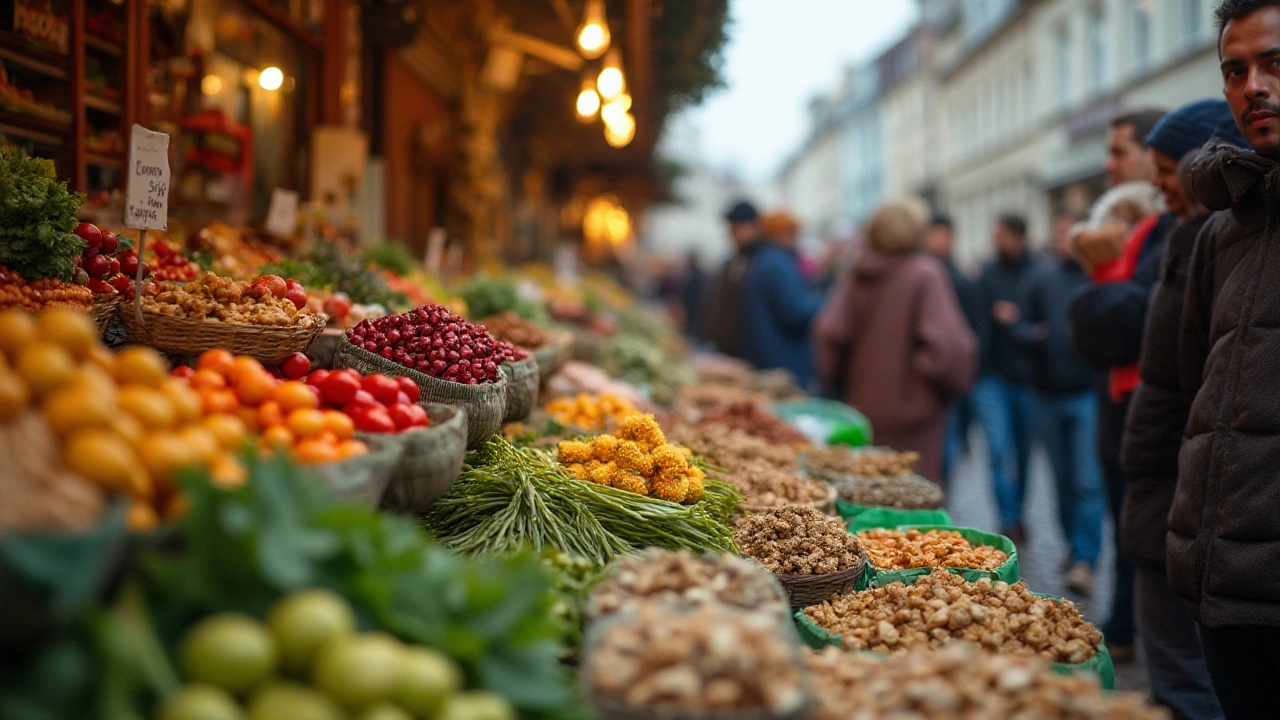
[738,210,824,389]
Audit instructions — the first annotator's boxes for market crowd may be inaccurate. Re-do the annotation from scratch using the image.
[667,2,1280,718]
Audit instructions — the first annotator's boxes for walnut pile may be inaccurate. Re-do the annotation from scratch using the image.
[806,446,919,479]
[734,507,865,576]
[588,549,788,623]
[725,458,831,509]
[668,423,799,473]
[859,528,1008,571]
[838,472,944,509]
[142,273,320,327]
[804,569,1102,663]
[697,401,810,445]
[588,602,807,715]
[806,643,1169,720]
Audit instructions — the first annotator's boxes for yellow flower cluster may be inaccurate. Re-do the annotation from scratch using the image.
[558,414,706,504]
[545,393,637,431]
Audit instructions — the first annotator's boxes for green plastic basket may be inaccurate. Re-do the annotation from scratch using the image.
[859,525,1019,587]
[836,501,953,532]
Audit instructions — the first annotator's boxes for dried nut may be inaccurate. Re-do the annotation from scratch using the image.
[695,400,810,445]
[668,423,800,473]
[858,528,1008,571]
[588,549,789,624]
[734,507,866,576]
[809,446,920,480]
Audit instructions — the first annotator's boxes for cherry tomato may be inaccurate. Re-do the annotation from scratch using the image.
[171,365,195,379]
[74,223,102,250]
[395,376,420,403]
[305,369,330,388]
[321,371,360,406]
[387,402,427,431]
[280,353,311,380]
[349,406,396,433]
[345,389,380,412]
[360,374,400,405]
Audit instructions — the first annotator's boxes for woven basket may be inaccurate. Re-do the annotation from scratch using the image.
[739,483,837,516]
[501,356,540,423]
[118,308,327,364]
[531,330,574,382]
[90,295,120,331]
[773,555,866,609]
[332,337,507,449]
[306,434,402,508]
[365,403,468,515]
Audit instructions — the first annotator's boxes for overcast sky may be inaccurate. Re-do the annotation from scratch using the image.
[675,0,917,181]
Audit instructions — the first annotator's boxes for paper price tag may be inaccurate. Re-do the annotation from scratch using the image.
[265,189,300,237]
[125,124,171,230]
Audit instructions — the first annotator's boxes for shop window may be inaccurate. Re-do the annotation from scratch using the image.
[1088,4,1106,96]
[1056,23,1072,110]
[1183,0,1203,46]
[1133,0,1151,71]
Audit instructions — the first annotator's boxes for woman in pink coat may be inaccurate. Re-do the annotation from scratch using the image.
[814,197,978,483]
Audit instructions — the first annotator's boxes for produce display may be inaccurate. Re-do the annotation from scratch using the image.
[557,414,707,503]
[721,457,831,509]
[544,392,637,431]
[804,570,1103,663]
[142,272,320,326]
[0,309,227,532]
[807,445,920,478]
[697,400,811,446]
[456,274,540,321]
[346,305,516,385]
[669,422,800,472]
[148,238,201,282]
[194,222,285,278]
[587,602,807,717]
[72,222,152,297]
[478,311,549,349]
[675,382,769,417]
[588,548,789,622]
[806,643,1168,720]
[837,471,944,510]
[734,507,865,576]
[0,267,94,310]
[858,528,1008,571]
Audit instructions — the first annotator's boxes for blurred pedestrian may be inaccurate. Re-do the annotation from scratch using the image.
[761,211,819,283]
[680,252,706,340]
[701,200,762,359]
[1009,213,1105,596]
[1067,108,1169,664]
[1123,98,1246,720]
[974,214,1037,543]
[814,197,976,483]
[739,210,824,388]
[924,214,982,485]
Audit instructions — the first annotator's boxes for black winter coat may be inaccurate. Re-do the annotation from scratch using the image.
[976,254,1036,383]
[1119,213,1211,571]
[1170,140,1280,627]
[1011,258,1096,397]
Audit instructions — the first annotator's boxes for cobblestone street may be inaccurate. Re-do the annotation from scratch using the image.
[945,430,1151,694]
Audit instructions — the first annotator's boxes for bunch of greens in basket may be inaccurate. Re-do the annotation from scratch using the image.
[0,148,85,281]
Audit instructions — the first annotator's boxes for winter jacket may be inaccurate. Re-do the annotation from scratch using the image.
[814,252,977,482]
[1011,258,1096,397]
[1169,140,1280,627]
[738,243,824,388]
[1119,213,1211,571]
[700,242,758,358]
[976,254,1036,384]
[945,262,985,339]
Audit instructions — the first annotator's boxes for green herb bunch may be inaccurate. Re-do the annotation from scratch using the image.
[0,147,85,281]
[456,274,544,323]
[361,242,416,277]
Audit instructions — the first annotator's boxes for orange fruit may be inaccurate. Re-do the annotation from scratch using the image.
[42,384,115,436]
[190,368,228,391]
[0,308,37,360]
[64,428,147,495]
[86,346,116,374]
[257,400,285,430]
[0,373,31,422]
[235,405,260,432]
[179,426,220,465]
[234,370,277,406]
[275,381,318,413]
[196,349,236,377]
[127,501,160,532]
[286,408,326,439]
[162,379,204,423]
[16,343,77,397]
[210,453,247,488]
[260,425,295,450]
[69,364,118,402]
[139,431,201,484]
[322,411,354,440]
[295,438,341,464]
[36,309,97,360]
[231,356,266,382]
[118,387,177,430]
[114,414,145,449]
[204,414,249,451]
[112,347,169,387]
[335,439,368,460]
[197,388,237,416]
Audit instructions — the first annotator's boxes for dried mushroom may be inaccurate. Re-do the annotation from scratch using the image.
[859,528,1008,571]
[735,507,865,576]
[806,643,1169,720]
[804,569,1103,664]
[588,549,788,623]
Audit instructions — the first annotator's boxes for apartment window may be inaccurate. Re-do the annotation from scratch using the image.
[1056,24,1073,109]
[1133,0,1151,71]
[1088,5,1107,95]
[1183,0,1203,44]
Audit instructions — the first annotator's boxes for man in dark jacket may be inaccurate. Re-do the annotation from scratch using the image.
[1122,98,1246,720]
[926,215,981,483]
[1166,4,1280,716]
[972,214,1036,541]
[1006,214,1104,596]
[701,200,762,358]
[738,225,824,389]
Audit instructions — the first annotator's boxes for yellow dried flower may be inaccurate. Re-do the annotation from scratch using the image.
[615,440,652,474]
[684,466,706,502]
[591,434,620,462]
[651,467,689,503]
[618,414,665,450]
[610,470,649,495]
[566,463,589,480]
[650,444,689,474]
[590,461,620,486]
[558,440,593,464]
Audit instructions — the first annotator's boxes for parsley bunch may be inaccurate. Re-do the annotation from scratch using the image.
[0,148,85,281]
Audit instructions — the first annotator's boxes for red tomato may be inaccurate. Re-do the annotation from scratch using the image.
[361,374,401,405]
[323,293,353,320]
[307,384,323,406]
[285,287,307,310]
[280,353,311,380]
[74,222,102,250]
[305,369,330,388]
[387,403,416,430]
[285,278,302,292]
[393,391,411,406]
[100,231,119,254]
[321,371,361,405]
[345,389,380,412]
[395,376,420,403]
[349,406,397,433]
[405,403,430,428]
[171,365,195,379]
[108,258,121,275]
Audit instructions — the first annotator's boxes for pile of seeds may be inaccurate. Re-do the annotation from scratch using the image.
[734,507,865,576]
[697,401,810,446]
[588,602,807,716]
[726,458,831,509]
[837,472,944,510]
[804,569,1102,663]
[806,446,919,479]
[858,528,1008,571]
[669,423,799,473]
[806,643,1169,720]
[587,549,788,622]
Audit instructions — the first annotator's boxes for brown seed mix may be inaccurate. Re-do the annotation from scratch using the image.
[696,400,810,446]
[804,569,1103,663]
[588,549,789,623]
[807,446,920,479]
[734,506,865,576]
[858,528,1008,571]
[726,458,831,509]
[837,472,944,510]
[668,423,799,473]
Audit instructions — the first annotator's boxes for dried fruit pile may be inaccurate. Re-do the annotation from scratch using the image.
[696,400,809,445]
[478,311,548,349]
[0,266,93,310]
[807,445,919,478]
[557,414,706,503]
[837,472,944,510]
[544,392,637,431]
[588,549,788,622]
[734,507,865,576]
[588,602,806,716]
[724,458,831,509]
[806,643,1168,720]
[858,528,1008,571]
[804,569,1103,663]
[346,305,517,385]
[142,272,318,325]
[669,423,799,472]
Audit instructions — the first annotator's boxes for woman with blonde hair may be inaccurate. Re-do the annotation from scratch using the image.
[814,197,978,483]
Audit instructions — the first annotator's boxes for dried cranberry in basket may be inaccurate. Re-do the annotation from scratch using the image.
[344,305,513,384]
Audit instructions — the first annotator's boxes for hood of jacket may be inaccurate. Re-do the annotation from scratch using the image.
[854,251,908,281]
[1190,138,1267,213]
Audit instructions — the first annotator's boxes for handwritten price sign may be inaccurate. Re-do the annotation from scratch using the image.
[125,124,171,230]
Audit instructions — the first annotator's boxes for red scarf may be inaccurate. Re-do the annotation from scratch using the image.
[1091,215,1160,402]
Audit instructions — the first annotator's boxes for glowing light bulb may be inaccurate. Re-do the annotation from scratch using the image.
[576,0,611,59]
[601,93,631,125]
[576,80,600,121]
[201,74,223,95]
[259,66,284,91]
[597,49,624,101]
[604,112,635,148]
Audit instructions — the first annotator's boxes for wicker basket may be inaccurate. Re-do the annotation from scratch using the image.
[367,403,468,515]
[332,337,507,449]
[501,355,540,423]
[90,295,120,331]
[118,308,327,364]
[773,555,867,610]
[306,434,402,508]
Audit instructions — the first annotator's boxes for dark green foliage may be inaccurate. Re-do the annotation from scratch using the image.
[0,148,86,281]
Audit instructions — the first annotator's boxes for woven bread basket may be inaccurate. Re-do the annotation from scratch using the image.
[118,308,326,364]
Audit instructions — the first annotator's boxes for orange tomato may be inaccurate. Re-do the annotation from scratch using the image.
[294,438,341,464]
[179,426,220,465]
[203,414,249,450]
[139,431,200,485]
[322,410,355,440]
[199,388,240,416]
[234,370,277,406]
[257,400,285,429]
[209,454,247,488]
[231,356,266,382]
[196,348,236,377]
[118,387,177,431]
[190,368,228,391]
[235,405,260,432]
[161,379,204,423]
[335,439,368,460]
[260,425,294,449]
[286,408,326,439]
[275,381,318,413]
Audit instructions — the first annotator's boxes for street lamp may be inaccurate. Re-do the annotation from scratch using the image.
[575,78,601,121]
[259,66,284,91]
[596,48,624,102]
[576,0,610,59]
